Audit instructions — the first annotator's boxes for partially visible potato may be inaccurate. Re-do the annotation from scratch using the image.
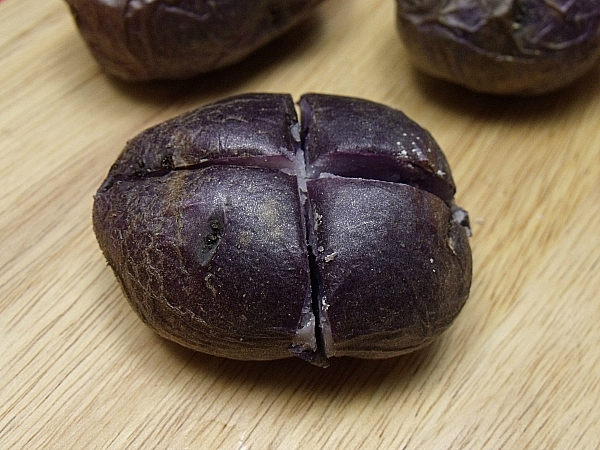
[64,0,325,81]
[396,0,600,95]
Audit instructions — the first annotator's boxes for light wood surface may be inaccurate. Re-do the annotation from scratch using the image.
[2,0,600,448]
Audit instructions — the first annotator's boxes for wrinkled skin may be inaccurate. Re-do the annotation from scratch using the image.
[93,93,472,366]
[64,0,325,80]
[397,0,600,94]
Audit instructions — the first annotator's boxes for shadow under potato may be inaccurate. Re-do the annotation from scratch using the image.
[156,332,444,397]
[411,61,600,125]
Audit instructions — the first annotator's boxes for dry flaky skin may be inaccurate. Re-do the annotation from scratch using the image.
[396,0,600,94]
[92,93,472,365]
[64,0,325,80]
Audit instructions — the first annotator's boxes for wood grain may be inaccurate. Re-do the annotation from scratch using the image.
[1,0,600,448]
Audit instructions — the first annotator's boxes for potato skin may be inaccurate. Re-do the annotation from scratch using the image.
[93,93,472,365]
[93,165,313,360]
[299,94,471,359]
[396,0,600,95]
[64,0,325,80]
[307,178,471,358]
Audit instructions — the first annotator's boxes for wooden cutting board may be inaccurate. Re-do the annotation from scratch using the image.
[2,0,599,448]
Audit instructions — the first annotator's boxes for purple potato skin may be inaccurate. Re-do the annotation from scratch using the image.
[94,94,316,361]
[92,93,472,365]
[64,0,325,81]
[396,0,600,95]
[307,178,471,358]
[300,94,471,358]
[94,165,313,360]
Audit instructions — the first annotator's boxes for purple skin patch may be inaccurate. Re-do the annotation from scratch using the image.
[64,0,325,80]
[93,93,472,366]
[396,0,600,95]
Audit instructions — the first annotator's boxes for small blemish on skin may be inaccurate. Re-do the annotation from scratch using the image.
[447,236,456,253]
[324,252,338,262]
[313,212,323,230]
[204,273,219,297]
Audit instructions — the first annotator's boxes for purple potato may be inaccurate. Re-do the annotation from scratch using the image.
[64,0,325,81]
[396,0,600,95]
[92,93,472,366]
